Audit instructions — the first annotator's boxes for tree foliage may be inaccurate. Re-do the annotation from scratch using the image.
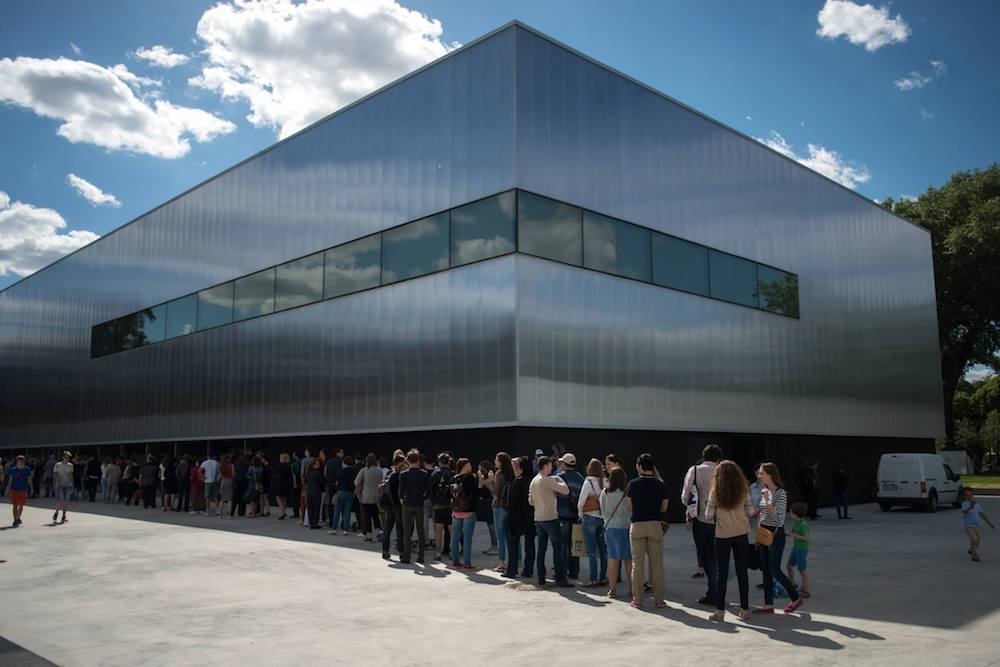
[882,164,1000,442]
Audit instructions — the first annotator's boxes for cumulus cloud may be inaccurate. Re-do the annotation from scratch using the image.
[189,0,456,138]
[70,42,82,55]
[757,131,871,190]
[134,45,191,68]
[66,173,121,208]
[894,60,947,91]
[0,56,235,158]
[816,0,910,51]
[0,191,99,277]
[110,63,161,89]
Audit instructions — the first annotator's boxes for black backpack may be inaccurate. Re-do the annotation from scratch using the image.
[433,469,454,506]
[377,472,395,511]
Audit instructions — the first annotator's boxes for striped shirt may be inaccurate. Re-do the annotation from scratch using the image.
[758,487,788,528]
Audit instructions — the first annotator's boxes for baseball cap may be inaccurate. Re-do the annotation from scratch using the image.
[558,453,577,466]
[534,449,544,457]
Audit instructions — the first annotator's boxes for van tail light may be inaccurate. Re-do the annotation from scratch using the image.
[920,481,927,494]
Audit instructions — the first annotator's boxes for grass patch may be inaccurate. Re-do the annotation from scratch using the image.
[961,475,1000,489]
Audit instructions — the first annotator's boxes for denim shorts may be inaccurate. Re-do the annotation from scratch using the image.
[56,485,72,501]
[605,527,632,561]
[787,548,808,571]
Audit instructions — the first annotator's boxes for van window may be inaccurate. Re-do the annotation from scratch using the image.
[943,464,957,481]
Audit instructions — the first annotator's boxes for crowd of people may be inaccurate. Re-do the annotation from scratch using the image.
[2,443,844,620]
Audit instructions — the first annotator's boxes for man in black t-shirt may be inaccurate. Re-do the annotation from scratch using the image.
[626,453,669,609]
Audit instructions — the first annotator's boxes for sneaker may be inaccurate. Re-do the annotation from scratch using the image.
[555,580,574,588]
[502,572,518,579]
[416,558,426,565]
[697,596,714,606]
[753,607,775,614]
[342,530,348,536]
[738,609,750,621]
[973,555,981,562]
[382,552,391,560]
[784,598,805,613]
[483,547,498,556]
[462,564,476,571]
[692,571,705,578]
[451,561,463,568]
[328,530,337,535]
[709,610,725,622]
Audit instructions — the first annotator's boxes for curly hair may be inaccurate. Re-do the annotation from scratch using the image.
[710,460,749,510]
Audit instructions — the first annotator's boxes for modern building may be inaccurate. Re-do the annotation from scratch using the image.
[0,22,943,514]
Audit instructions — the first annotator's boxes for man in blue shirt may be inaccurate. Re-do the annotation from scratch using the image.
[962,489,995,562]
[555,453,585,580]
[7,455,33,527]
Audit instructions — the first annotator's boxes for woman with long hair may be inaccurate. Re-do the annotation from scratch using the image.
[755,462,804,614]
[578,458,608,587]
[451,458,479,570]
[355,453,384,542]
[705,460,756,621]
[492,452,516,573]
[600,466,631,598]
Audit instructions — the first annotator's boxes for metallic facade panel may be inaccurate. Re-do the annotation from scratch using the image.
[0,28,516,448]
[513,27,943,438]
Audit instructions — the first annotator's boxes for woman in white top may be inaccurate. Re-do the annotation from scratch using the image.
[577,458,608,587]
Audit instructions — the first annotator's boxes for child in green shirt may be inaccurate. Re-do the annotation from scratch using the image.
[786,502,811,598]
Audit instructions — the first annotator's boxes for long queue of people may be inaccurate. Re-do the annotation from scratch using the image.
[3,443,811,621]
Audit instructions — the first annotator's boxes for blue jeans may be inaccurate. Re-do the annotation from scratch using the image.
[582,514,608,582]
[450,514,476,565]
[536,519,566,583]
[331,490,354,530]
[494,507,509,561]
[758,526,800,604]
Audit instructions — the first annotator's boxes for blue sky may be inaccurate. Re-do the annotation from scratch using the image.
[1,0,998,300]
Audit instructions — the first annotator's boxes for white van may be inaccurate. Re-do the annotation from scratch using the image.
[876,453,963,513]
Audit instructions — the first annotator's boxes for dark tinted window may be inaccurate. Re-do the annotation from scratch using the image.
[757,265,799,318]
[197,282,234,331]
[651,233,710,296]
[91,322,116,358]
[325,235,381,298]
[517,192,582,266]
[583,211,651,281]
[275,252,324,311]
[381,213,449,284]
[234,268,275,321]
[115,314,143,352]
[139,305,166,344]
[450,191,516,267]
[709,250,758,307]
[165,294,198,339]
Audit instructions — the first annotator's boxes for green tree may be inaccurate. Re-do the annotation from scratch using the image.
[882,164,1000,442]
[982,411,1000,473]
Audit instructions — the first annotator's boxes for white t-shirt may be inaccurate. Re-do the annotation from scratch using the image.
[53,461,74,487]
[200,459,220,483]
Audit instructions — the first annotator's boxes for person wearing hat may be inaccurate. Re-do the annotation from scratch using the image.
[531,449,545,475]
[556,452,585,580]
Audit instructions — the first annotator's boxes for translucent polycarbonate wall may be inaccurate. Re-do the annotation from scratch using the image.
[513,27,943,438]
[0,28,517,447]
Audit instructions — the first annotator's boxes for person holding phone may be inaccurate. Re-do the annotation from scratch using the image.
[754,462,803,614]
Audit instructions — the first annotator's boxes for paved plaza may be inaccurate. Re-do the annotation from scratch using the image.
[1,497,998,666]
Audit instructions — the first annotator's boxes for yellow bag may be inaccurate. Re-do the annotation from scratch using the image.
[571,523,586,557]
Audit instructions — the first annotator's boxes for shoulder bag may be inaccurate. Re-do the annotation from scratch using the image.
[581,479,601,513]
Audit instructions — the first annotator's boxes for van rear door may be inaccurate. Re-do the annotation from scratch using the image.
[879,456,921,499]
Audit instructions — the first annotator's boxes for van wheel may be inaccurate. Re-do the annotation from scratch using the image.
[879,502,892,512]
[924,491,938,513]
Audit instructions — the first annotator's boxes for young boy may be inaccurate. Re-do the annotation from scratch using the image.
[7,455,34,527]
[962,488,995,562]
[786,502,811,598]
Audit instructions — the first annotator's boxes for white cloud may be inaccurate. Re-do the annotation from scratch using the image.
[898,194,917,202]
[0,191,99,277]
[0,56,235,158]
[70,43,82,55]
[894,60,947,91]
[134,45,190,69]
[110,63,161,89]
[189,0,456,138]
[816,0,910,51]
[66,173,121,208]
[965,365,996,383]
[757,130,871,190]
[920,108,934,121]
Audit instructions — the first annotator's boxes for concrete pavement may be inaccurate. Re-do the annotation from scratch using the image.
[1,497,998,666]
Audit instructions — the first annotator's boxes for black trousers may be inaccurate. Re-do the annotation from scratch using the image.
[86,478,99,501]
[142,484,156,508]
[306,491,322,528]
[508,526,536,576]
[806,490,819,518]
[361,503,381,534]
[382,506,403,554]
[692,519,717,598]
[232,479,248,516]
[715,535,750,611]
[176,482,190,513]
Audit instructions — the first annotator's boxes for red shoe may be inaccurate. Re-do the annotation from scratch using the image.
[784,598,804,613]
[462,564,476,571]
[753,607,775,614]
